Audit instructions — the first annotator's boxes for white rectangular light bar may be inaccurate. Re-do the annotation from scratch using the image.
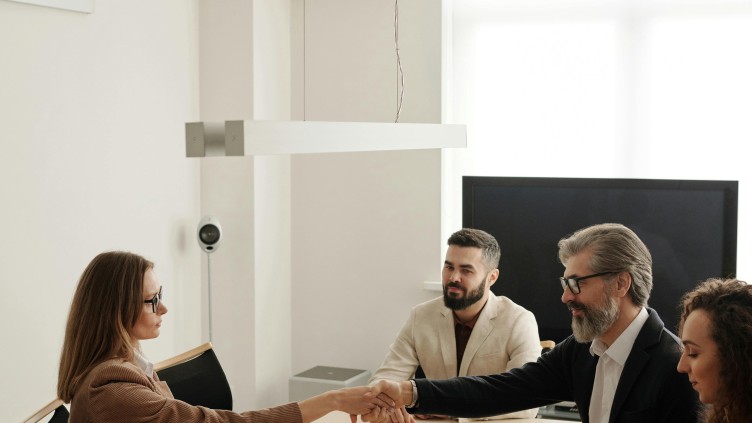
[7,0,94,13]
[186,120,466,157]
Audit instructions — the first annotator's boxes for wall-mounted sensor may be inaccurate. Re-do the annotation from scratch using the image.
[197,216,222,253]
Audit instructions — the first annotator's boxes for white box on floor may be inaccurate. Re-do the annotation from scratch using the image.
[289,366,371,401]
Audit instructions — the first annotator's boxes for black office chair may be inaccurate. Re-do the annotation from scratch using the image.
[23,398,69,423]
[154,342,233,411]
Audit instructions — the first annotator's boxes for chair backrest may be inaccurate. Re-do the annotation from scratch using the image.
[23,398,69,423]
[154,342,233,411]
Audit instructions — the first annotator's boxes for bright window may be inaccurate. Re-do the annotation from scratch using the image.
[445,0,752,278]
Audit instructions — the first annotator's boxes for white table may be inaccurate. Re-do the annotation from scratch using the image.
[318,411,575,423]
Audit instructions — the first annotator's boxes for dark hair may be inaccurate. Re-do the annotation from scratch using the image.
[679,278,752,423]
[448,228,501,271]
[58,251,154,402]
[557,223,652,307]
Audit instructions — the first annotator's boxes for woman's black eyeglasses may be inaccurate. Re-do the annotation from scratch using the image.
[144,286,163,313]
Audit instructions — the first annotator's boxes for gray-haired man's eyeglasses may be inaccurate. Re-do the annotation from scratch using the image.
[559,272,617,295]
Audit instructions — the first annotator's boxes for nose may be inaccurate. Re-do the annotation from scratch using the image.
[158,301,168,315]
[676,352,688,374]
[447,269,461,283]
[561,286,575,304]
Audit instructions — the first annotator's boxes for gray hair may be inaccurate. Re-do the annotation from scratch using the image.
[448,228,501,271]
[558,223,652,307]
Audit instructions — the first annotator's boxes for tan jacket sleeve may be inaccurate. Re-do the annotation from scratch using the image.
[369,305,422,384]
[71,360,302,423]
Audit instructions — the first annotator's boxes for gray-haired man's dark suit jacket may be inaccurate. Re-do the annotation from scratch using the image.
[410,308,699,423]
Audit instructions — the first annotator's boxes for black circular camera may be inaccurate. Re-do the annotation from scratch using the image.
[197,216,222,253]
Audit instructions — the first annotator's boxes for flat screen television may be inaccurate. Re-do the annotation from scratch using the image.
[463,176,738,343]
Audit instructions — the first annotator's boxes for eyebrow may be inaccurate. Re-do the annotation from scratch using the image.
[681,340,700,348]
[445,260,476,270]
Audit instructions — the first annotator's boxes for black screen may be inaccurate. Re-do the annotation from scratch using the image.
[463,176,738,343]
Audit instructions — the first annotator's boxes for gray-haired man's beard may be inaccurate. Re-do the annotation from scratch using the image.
[568,290,620,343]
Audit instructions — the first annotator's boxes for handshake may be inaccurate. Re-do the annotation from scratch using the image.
[325,379,415,423]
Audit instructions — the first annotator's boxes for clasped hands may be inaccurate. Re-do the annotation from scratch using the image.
[339,380,414,423]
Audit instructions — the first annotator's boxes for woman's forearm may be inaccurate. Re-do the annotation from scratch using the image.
[298,390,341,423]
[299,386,393,423]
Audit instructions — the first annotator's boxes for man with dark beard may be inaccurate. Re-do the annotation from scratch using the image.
[369,228,541,420]
[367,223,700,423]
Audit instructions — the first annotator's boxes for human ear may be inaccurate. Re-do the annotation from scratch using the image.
[487,268,500,287]
[615,272,632,297]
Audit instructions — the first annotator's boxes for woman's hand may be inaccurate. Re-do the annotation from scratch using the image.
[334,386,396,415]
[299,385,395,423]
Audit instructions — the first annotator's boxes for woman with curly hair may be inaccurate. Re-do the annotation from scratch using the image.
[677,277,752,423]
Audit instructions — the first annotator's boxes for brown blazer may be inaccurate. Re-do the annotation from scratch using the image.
[70,358,302,423]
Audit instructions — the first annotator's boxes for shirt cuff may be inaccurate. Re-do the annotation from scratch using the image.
[406,379,418,408]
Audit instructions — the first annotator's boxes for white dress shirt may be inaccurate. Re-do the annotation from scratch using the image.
[133,348,155,379]
[588,307,649,423]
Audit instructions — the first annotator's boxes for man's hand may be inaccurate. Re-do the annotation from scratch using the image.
[362,380,413,422]
[388,406,416,423]
[334,386,395,416]
[373,379,412,407]
[362,406,415,423]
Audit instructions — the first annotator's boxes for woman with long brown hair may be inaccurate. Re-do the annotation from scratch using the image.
[58,251,393,422]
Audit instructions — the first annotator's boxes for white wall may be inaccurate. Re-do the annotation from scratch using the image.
[291,0,447,375]
[251,1,294,409]
[0,1,202,421]
[197,0,449,403]
[196,0,450,408]
[197,0,293,411]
